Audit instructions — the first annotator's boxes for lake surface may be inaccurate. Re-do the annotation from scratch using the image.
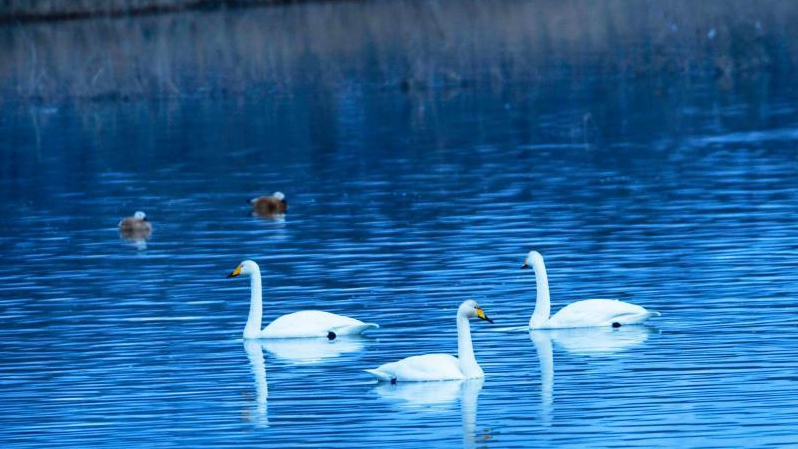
[2,2,798,448]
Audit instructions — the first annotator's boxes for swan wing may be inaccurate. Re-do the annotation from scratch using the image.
[261,310,377,338]
[545,299,659,328]
[366,354,465,382]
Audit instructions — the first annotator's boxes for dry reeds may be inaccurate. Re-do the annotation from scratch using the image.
[0,0,794,103]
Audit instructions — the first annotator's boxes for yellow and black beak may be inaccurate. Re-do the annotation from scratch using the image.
[226,265,243,278]
[476,307,494,324]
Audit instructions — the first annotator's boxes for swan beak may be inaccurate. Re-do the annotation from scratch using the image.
[226,265,243,278]
[476,307,494,324]
[521,262,528,269]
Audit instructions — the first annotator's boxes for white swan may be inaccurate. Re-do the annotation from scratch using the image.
[227,260,379,339]
[522,250,660,329]
[366,300,493,382]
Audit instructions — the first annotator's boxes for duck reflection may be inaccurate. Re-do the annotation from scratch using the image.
[530,326,656,422]
[261,337,366,364]
[121,237,148,250]
[119,232,150,250]
[243,340,268,427]
[374,379,484,448]
[253,212,286,223]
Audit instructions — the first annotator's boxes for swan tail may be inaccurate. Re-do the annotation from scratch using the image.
[331,323,379,336]
[365,369,393,382]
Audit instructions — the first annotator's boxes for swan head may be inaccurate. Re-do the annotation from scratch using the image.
[227,260,260,278]
[133,211,147,221]
[459,300,494,323]
[521,250,543,269]
[272,192,285,201]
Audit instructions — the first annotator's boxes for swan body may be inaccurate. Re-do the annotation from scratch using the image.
[227,260,378,339]
[366,300,493,382]
[259,310,377,338]
[522,250,659,329]
[543,299,657,328]
[367,354,467,382]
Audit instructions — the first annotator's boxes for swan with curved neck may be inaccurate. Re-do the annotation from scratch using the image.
[522,250,659,329]
[227,260,379,339]
[365,300,493,382]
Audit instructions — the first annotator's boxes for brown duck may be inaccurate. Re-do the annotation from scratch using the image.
[118,211,152,238]
[249,192,287,216]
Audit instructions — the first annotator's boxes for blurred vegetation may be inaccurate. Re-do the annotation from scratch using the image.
[0,0,794,103]
[0,1,288,22]
[1,0,199,22]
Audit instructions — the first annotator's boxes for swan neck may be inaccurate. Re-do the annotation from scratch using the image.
[457,313,483,378]
[529,257,551,328]
[244,267,263,338]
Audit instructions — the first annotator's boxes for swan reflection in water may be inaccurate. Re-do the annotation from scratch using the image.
[374,379,485,448]
[242,337,368,427]
[530,325,656,423]
[261,337,367,364]
[243,340,268,427]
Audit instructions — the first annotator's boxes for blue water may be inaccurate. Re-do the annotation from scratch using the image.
[3,5,798,449]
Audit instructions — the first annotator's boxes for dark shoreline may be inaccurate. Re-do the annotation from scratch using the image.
[0,0,309,25]
[0,1,213,25]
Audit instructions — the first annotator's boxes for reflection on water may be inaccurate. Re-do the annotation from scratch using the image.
[119,235,150,251]
[529,331,554,421]
[375,379,484,448]
[375,379,466,408]
[252,212,287,223]
[542,326,654,357]
[530,326,654,424]
[460,379,484,449]
[261,337,366,364]
[243,340,268,428]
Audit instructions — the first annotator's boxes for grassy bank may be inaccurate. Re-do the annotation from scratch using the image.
[0,0,794,102]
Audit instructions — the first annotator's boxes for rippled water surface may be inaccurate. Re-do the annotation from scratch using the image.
[3,4,798,448]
